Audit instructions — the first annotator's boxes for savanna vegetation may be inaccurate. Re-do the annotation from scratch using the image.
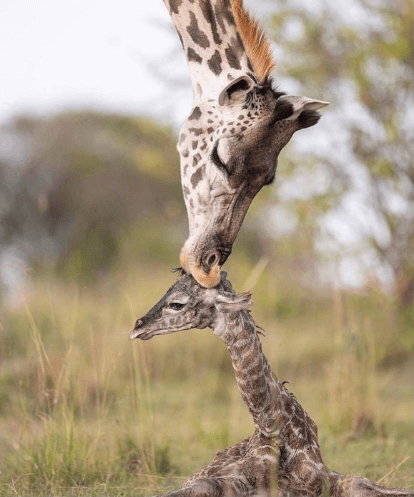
[0,110,412,496]
[0,0,413,495]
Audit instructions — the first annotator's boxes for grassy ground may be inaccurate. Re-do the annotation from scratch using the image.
[0,262,413,496]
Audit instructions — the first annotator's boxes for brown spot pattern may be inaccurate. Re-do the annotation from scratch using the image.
[187,11,210,49]
[207,50,223,76]
[200,0,221,45]
[189,127,203,136]
[189,106,202,120]
[192,153,202,166]
[187,47,202,64]
[191,165,205,188]
[168,0,182,14]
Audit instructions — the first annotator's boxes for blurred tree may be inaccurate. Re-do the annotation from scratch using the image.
[262,0,413,306]
[0,112,185,285]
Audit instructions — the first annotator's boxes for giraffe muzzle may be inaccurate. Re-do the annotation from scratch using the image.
[203,249,221,270]
[180,239,232,288]
[191,258,221,289]
[130,318,155,340]
[190,248,224,288]
[130,319,145,340]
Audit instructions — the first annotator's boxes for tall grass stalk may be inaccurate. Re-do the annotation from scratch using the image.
[0,270,412,496]
[326,286,379,435]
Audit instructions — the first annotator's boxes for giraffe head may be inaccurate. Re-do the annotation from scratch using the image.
[179,75,328,288]
[130,270,251,340]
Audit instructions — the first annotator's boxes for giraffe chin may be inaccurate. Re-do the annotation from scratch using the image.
[179,245,191,273]
[190,262,221,288]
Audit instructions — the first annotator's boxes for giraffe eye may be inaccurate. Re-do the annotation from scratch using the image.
[168,302,186,311]
[211,141,232,176]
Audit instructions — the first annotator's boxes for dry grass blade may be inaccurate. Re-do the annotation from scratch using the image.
[376,456,410,485]
[243,256,269,291]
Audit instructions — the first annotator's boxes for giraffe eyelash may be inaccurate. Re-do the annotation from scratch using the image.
[167,302,186,311]
[244,89,256,107]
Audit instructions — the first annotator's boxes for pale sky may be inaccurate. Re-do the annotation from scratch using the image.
[0,0,192,125]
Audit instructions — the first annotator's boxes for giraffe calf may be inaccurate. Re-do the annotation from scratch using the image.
[131,271,413,497]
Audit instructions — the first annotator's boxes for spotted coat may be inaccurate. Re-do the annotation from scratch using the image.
[163,0,328,288]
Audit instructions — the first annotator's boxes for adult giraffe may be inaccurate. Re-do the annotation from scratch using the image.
[163,0,328,287]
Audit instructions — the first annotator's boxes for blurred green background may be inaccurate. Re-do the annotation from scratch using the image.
[0,0,413,495]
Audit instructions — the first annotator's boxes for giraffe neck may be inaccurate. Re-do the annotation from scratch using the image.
[212,307,328,495]
[162,0,257,100]
[212,309,280,436]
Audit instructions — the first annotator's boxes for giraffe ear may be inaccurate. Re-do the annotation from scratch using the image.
[215,292,253,313]
[218,76,255,106]
[278,96,329,127]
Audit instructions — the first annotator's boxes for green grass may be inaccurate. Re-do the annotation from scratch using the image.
[0,262,413,496]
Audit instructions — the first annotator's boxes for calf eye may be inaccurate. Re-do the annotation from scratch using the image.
[168,302,186,311]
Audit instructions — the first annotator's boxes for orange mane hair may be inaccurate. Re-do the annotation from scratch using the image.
[231,0,275,82]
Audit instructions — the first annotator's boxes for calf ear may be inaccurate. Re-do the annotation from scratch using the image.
[215,292,253,313]
[218,75,256,106]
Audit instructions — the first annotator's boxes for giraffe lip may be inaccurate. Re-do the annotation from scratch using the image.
[191,261,221,288]
[130,320,194,341]
[130,328,152,340]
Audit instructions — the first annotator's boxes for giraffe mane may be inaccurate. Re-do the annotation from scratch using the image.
[231,0,276,82]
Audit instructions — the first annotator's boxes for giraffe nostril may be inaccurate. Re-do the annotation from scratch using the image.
[208,254,218,266]
[134,318,143,329]
[204,249,221,269]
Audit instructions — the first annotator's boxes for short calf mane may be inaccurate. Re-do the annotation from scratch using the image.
[231,0,275,82]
